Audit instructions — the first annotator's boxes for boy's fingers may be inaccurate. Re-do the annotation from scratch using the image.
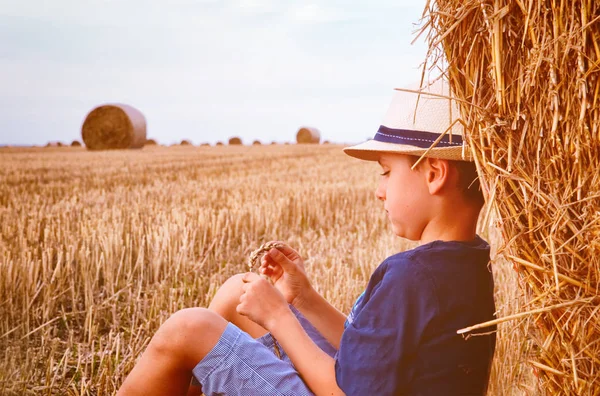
[263,241,297,257]
[262,255,271,265]
[268,242,297,257]
[268,248,295,271]
[268,264,280,272]
[242,272,259,283]
[260,266,271,275]
[264,265,282,279]
[235,303,244,315]
[261,254,284,277]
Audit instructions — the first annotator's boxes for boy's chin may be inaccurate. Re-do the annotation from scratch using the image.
[391,225,419,241]
[390,225,406,239]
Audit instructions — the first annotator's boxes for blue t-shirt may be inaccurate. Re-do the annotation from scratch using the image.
[335,236,496,395]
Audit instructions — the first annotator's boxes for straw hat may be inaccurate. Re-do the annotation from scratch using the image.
[344,79,472,162]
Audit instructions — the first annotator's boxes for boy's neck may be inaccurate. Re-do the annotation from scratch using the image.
[418,200,481,245]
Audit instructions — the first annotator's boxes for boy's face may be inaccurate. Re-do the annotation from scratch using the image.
[376,153,432,241]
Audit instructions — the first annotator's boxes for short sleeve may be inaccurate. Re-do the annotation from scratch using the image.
[334,261,439,394]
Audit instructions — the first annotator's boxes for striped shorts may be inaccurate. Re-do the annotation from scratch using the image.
[192,306,337,396]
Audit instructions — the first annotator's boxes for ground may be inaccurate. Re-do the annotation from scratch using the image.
[0,144,530,395]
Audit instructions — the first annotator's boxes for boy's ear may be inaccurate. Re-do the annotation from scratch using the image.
[424,158,450,195]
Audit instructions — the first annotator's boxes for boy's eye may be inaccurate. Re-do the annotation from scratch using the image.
[380,170,390,176]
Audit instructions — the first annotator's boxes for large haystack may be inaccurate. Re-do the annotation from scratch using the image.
[252,140,262,146]
[71,140,82,147]
[180,139,192,146]
[424,0,600,393]
[228,137,243,145]
[296,127,321,144]
[81,104,146,150]
[145,138,157,146]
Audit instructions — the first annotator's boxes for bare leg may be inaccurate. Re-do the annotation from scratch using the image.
[208,273,269,339]
[117,308,227,396]
[119,274,266,396]
[185,274,267,396]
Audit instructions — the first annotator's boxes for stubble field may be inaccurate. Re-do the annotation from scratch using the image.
[0,144,531,395]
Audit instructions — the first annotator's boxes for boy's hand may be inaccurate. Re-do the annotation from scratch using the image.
[259,242,313,309]
[236,272,291,331]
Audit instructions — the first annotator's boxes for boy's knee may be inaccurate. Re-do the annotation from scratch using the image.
[151,308,227,368]
[209,274,245,318]
[210,273,270,338]
[221,273,245,295]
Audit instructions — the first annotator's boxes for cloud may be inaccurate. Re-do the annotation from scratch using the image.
[0,0,430,146]
[233,0,279,12]
[289,4,349,24]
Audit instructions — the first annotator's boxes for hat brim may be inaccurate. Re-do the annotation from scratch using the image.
[343,140,473,162]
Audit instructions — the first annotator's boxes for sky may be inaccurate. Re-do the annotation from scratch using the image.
[0,0,430,146]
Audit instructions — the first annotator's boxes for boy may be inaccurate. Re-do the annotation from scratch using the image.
[118,79,496,395]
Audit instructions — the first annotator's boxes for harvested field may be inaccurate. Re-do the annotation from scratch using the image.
[0,145,529,394]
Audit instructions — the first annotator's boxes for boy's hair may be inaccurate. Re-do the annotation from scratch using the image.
[409,156,485,207]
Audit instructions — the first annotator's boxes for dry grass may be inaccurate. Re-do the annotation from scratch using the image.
[0,144,527,394]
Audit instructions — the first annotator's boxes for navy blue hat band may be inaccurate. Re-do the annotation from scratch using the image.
[375,125,463,149]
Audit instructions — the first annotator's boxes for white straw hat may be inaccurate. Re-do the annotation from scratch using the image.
[344,79,472,162]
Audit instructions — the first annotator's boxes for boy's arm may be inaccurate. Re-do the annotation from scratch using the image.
[294,287,346,349]
[261,245,347,349]
[238,273,345,395]
[270,308,345,396]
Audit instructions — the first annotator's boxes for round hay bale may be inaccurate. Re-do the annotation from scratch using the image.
[70,140,82,147]
[216,141,224,146]
[252,140,262,145]
[200,143,210,147]
[81,104,146,150]
[296,127,321,144]
[180,139,192,146]
[323,140,330,144]
[145,138,157,146]
[228,137,243,145]
[270,141,278,145]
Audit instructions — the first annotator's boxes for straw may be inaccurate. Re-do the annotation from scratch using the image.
[422,0,600,392]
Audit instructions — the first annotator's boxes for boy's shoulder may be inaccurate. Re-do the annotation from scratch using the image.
[369,247,434,290]
[384,235,490,267]
[375,235,491,285]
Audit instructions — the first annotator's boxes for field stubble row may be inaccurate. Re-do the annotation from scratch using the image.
[0,145,530,394]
